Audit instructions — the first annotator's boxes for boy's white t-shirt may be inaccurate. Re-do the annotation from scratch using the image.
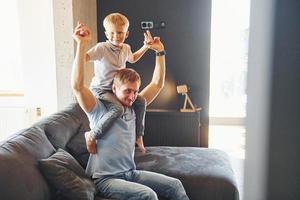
[87,41,133,90]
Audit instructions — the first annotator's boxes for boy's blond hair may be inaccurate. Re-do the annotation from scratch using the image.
[113,68,141,88]
[103,13,129,30]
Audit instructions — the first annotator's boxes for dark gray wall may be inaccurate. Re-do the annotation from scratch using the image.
[97,0,211,147]
[267,1,300,199]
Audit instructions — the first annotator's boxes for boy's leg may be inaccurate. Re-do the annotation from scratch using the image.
[90,88,124,138]
[129,170,190,200]
[94,176,158,200]
[133,95,146,152]
[133,95,146,136]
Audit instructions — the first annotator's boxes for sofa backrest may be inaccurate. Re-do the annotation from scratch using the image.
[0,126,55,200]
[35,103,91,168]
[0,103,90,200]
[34,103,90,150]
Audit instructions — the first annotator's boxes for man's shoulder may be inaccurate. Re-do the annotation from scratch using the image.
[87,98,106,116]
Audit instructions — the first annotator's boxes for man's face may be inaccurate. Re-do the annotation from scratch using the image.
[105,24,129,47]
[112,81,140,107]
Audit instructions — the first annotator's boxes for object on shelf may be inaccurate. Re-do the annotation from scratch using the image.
[177,84,202,112]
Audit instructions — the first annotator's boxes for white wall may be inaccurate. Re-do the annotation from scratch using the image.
[53,0,75,111]
[72,0,97,88]
[16,0,97,116]
[52,0,97,110]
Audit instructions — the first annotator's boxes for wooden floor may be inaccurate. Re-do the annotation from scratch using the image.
[209,125,245,200]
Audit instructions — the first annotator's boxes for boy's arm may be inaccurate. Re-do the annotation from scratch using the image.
[128,30,154,63]
[128,44,149,63]
[139,37,165,106]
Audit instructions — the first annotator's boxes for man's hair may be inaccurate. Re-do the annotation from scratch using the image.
[113,68,141,87]
[103,12,129,30]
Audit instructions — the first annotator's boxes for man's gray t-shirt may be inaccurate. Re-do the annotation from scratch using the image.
[85,99,136,179]
[87,41,133,90]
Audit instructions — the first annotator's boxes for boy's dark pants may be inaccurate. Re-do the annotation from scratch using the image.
[91,88,146,138]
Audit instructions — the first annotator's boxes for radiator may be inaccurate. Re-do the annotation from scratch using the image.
[0,107,39,140]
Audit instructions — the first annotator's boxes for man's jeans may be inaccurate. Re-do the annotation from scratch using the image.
[94,170,190,200]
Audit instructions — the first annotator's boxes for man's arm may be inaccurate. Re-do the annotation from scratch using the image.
[72,23,97,154]
[71,23,96,113]
[139,36,165,106]
[135,34,165,153]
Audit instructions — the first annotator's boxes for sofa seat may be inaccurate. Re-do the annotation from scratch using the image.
[0,103,239,200]
[135,147,239,200]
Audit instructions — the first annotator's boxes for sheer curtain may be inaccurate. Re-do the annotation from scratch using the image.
[209,0,250,119]
[0,0,23,94]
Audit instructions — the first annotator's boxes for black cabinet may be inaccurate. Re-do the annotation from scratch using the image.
[144,110,201,147]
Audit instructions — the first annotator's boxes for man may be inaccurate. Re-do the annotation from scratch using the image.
[71,23,190,200]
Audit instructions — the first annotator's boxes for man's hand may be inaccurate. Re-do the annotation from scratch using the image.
[73,22,92,44]
[71,22,96,113]
[85,131,96,154]
[136,136,146,153]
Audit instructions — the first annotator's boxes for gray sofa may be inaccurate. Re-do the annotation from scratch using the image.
[0,103,239,200]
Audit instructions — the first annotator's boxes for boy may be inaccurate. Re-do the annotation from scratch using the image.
[84,13,151,152]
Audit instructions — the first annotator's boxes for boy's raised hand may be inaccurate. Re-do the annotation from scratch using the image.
[144,30,164,52]
[144,30,154,47]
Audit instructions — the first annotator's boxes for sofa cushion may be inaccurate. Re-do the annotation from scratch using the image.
[135,147,239,200]
[39,148,95,200]
[35,103,90,149]
[0,126,56,200]
[66,125,90,168]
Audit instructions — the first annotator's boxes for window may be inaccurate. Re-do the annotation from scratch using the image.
[210,0,250,118]
[0,0,24,94]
